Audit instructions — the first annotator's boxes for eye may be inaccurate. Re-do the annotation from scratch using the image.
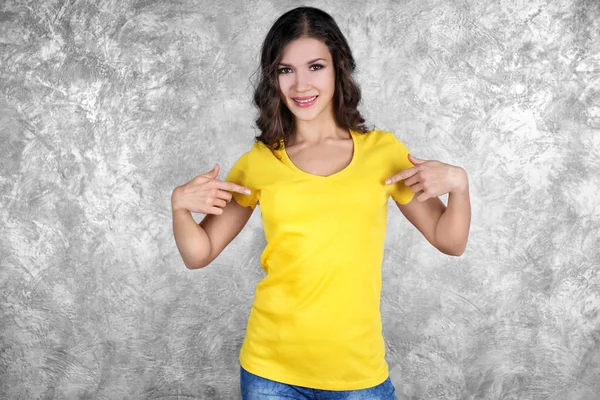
[278,67,292,74]
[310,64,324,71]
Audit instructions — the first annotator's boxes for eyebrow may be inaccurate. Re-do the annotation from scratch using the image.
[278,58,327,67]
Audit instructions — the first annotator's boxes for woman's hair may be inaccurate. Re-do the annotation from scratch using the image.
[253,6,369,150]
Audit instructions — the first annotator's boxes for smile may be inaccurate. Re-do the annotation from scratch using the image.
[292,96,318,107]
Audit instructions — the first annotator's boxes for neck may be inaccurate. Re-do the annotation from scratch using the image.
[290,108,347,146]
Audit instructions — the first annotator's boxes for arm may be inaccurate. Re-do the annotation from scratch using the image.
[198,198,254,266]
[396,167,470,255]
[171,164,255,269]
[172,206,212,269]
[387,156,471,256]
[171,198,254,269]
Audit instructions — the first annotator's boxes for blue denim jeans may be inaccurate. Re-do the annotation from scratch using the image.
[240,365,398,399]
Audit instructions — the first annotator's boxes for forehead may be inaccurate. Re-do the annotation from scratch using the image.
[280,37,331,63]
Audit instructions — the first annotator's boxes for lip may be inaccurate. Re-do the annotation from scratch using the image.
[292,95,318,108]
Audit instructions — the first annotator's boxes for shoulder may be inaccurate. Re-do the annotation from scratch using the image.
[232,140,281,172]
[246,140,279,162]
[357,129,409,150]
[233,140,270,160]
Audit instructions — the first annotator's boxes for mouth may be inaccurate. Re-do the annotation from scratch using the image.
[292,95,318,107]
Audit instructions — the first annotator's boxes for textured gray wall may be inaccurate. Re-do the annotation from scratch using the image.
[1,0,599,399]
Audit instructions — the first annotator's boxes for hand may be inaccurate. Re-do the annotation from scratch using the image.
[171,164,251,215]
[385,154,468,202]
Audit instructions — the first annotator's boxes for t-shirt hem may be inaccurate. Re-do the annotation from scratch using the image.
[231,192,257,209]
[392,190,415,205]
[239,358,389,391]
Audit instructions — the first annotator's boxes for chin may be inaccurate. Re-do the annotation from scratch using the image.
[291,111,322,121]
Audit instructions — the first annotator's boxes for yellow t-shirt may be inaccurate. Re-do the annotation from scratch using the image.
[225,129,414,390]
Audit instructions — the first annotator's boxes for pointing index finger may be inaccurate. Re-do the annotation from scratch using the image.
[385,166,418,185]
[215,180,252,195]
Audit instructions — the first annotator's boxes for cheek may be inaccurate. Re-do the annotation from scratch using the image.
[278,76,292,93]
[322,70,336,93]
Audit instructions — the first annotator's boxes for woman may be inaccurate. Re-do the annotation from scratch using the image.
[171,6,471,400]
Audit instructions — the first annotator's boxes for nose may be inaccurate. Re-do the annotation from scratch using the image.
[294,70,310,92]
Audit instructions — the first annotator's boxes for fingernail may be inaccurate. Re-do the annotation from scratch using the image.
[385,179,391,185]
[245,189,251,195]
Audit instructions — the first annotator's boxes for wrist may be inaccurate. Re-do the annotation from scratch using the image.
[172,205,190,215]
[171,188,189,214]
[451,166,469,194]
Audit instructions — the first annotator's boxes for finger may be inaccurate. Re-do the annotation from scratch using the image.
[212,180,251,195]
[408,154,426,165]
[410,183,425,193]
[385,167,418,185]
[206,206,223,215]
[215,189,233,202]
[212,198,227,209]
[404,174,421,187]
[202,163,220,179]
[201,195,225,214]
[196,197,224,214]
[416,191,431,202]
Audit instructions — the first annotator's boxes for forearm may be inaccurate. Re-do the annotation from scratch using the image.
[172,208,212,269]
[435,175,471,256]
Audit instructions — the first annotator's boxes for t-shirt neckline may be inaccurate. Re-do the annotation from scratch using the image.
[279,129,358,179]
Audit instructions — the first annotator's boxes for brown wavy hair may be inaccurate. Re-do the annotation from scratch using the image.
[252,6,370,150]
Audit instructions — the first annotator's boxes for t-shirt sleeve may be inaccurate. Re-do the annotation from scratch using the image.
[225,151,259,209]
[389,136,416,205]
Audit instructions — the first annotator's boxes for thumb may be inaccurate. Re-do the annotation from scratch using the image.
[203,163,220,178]
[408,154,426,165]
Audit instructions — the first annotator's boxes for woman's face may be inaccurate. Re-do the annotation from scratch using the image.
[277,37,336,123]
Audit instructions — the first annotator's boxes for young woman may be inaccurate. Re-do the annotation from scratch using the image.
[171,6,471,400]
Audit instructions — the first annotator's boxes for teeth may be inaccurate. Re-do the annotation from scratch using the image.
[294,96,316,103]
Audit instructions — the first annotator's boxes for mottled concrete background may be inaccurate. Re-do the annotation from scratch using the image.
[1,0,599,399]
